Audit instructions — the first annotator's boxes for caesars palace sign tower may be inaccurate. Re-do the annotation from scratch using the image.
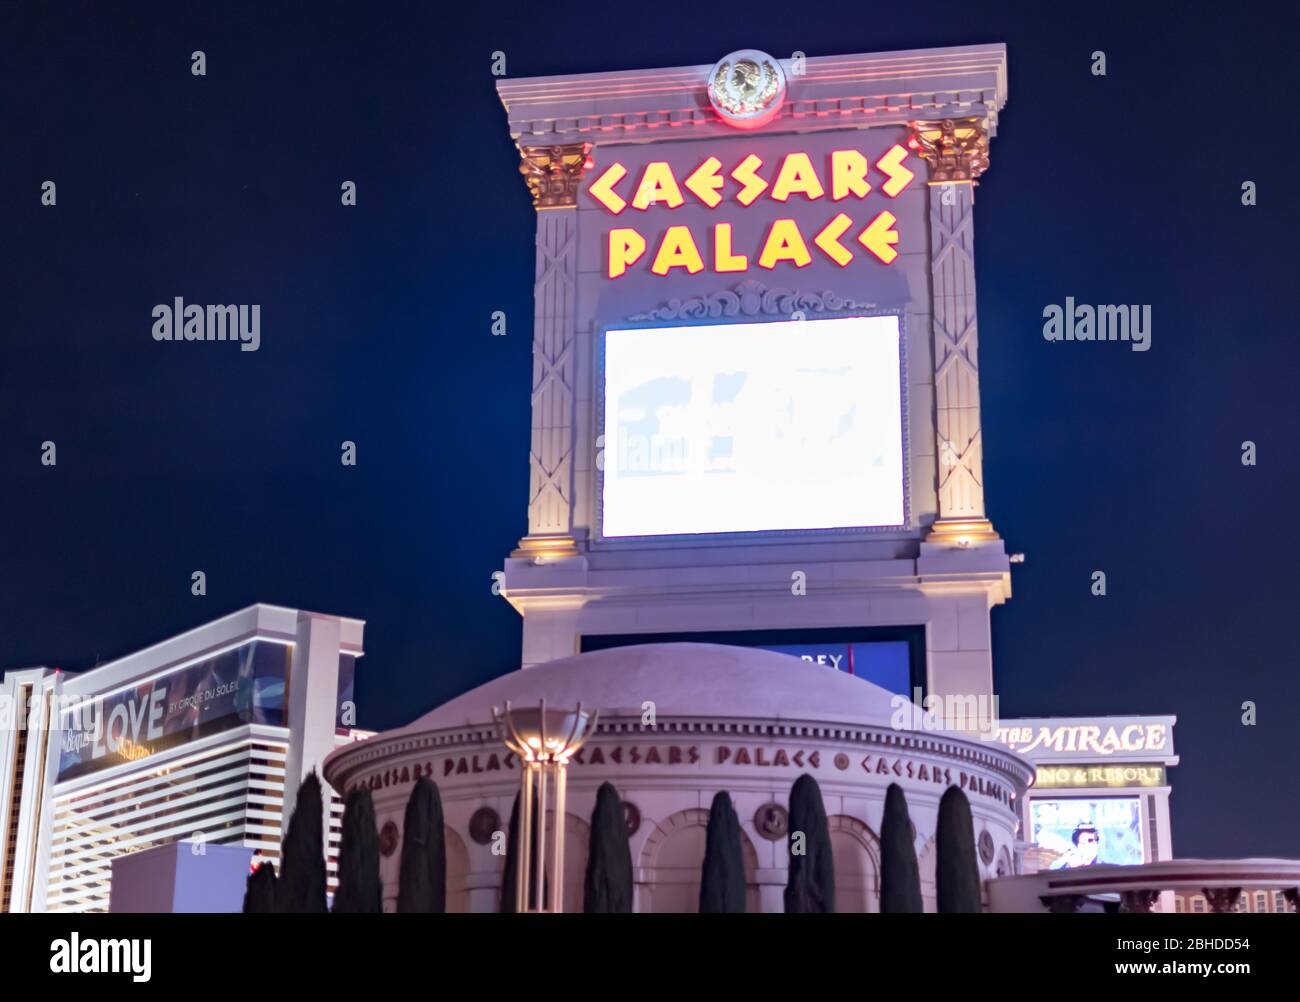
[496,45,1011,708]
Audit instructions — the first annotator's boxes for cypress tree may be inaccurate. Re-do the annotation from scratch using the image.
[699,790,745,913]
[332,788,382,913]
[936,785,982,913]
[879,783,923,913]
[275,772,328,913]
[396,776,447,913]
[583,782,634,913]
[784,774,835,913]
[242,860,277,913]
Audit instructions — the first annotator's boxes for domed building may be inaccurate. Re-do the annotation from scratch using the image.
[322,644,1034,913]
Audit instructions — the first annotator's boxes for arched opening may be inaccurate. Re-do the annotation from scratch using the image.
[445,826,471,913]
[639,807,760,912]
[827,815,881,913]
[543,811,590,913]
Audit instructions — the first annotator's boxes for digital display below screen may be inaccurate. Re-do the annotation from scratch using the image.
[601,315,905,537]
[760,641,911,696]
[1030,798,1144,870]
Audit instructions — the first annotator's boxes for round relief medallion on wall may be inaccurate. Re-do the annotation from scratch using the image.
[978,830,996,866]
[378,820,400,858]
[754,802,790,840]
[707,49,787,130]
[833,753,850,771]
[468,806,501,846]
[623,801,642,837]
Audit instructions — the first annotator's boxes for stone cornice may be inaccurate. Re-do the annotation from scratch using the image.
[497,44,1007,146]
[324,712,1036,793]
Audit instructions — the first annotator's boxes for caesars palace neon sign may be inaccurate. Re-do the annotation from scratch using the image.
[589,145,916,279]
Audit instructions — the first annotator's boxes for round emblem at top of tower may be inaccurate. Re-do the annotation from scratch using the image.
[707,49,786,130]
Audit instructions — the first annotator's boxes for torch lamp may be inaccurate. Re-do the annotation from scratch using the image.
[492,699,598,913]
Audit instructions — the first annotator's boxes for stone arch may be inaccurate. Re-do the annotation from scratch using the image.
[544,810,590,913]
[639,807,759,913]
[446,826,471,913]
[917,835,937,912]
[383,821,471,913]
[827,815,881,913]
[495,811,589,913]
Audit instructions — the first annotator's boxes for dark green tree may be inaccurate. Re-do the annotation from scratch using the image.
[879,782,923,913]
[583,782,634,913]
[242,860,277,913]
[784,774,835,913]
[275,772,327,913]
[397,776,447,913]
[936,785,982,913]
[332,788,382,913]
[699,790,745,913]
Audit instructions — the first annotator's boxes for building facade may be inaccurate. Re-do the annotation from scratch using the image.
[993,715,1179,872]
[323,643,1034,913]
[326,43,1042,913]
[0,604,364,912]
[496,44,1015,711]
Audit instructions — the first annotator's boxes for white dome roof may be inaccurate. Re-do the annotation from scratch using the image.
[398,642,911,735]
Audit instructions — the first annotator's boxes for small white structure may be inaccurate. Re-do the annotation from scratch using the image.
[110,842,253,913]
[323,643,1034,913]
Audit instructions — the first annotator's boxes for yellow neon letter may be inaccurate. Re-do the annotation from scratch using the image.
[588,162,628,214]
[731,154,768,206]
[632,162,685,210]
[685,156,725,208]
[830,150,871,200]
[758,219,812,269]
[608,227,646,278]
[651,225,705,275]
[813,213,854,267]
[713,223,748,273]
[771,152,825,202]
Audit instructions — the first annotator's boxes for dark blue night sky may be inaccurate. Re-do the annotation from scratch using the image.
[2,2,1296,858]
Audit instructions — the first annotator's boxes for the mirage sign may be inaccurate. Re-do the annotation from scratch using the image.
[993,716,1176,763]
[56,641,290,782]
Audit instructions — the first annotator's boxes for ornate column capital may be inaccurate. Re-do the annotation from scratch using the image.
[517,142,593,209]
[907,117,990,184]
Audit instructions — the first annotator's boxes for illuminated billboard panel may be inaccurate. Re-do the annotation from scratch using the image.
[601,315,905,537]
[1030,797,1145,870]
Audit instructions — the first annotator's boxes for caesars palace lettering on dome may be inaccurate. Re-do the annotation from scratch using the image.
[590,146,917,278]
[354,743,1011,806]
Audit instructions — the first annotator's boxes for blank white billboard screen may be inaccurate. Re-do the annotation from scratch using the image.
[601,315,905,537]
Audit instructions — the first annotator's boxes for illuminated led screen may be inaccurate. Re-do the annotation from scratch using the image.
[1030,798,1144,870]
[601,315,905,537]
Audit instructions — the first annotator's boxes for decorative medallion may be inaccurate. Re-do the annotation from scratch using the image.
[378,820,400,858]
[978,829,996,866]
[754,802,789,840]
[468,806,501,846]
[623,800,642,836]
[707,50,786,130]
[833,753,850,771]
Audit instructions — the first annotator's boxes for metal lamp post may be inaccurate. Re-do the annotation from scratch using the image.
[493,699,597,913]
